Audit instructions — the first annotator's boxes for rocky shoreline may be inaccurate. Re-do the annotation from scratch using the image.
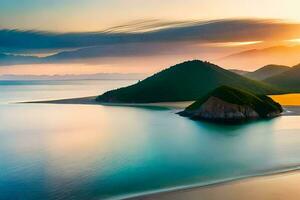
[179,86,283,123]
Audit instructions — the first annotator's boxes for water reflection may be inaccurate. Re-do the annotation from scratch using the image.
[0,103,300,199]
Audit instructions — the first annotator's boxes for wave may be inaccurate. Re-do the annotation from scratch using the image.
[115,164,300,200]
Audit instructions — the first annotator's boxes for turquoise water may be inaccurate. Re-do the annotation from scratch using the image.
[0,80,300,200]
[0,80,137,103]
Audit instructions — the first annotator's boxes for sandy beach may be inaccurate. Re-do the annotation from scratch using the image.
[21,96,193,109]
[23,96,100,105]
[128,170,300,200]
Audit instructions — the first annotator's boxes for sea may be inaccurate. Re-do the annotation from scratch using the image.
[0,79,300,199]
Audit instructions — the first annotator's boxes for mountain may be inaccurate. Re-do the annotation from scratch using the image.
[179,86,283,122]
[265,64,300,92]
[217,45,300,69]
[245,64,290,80]
[96,60,281,103]
[229,69,249,75]
[0,73,146,81]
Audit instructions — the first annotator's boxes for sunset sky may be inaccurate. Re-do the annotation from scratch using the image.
[1,0,300,32]
[1,0,300,75]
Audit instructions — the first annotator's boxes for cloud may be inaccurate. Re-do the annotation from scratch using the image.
[0,53,40,65]
[1,19,300,66]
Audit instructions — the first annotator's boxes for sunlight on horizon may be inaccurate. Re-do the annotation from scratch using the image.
[207,41,263,47]
[286,38,300,44]
[270,94,300,106]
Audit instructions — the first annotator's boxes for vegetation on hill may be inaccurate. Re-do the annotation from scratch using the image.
[184,86,283,118]
[265,64,300,92]
[96,60,282,103]
[229,69,249,75]
[245,64,290,80]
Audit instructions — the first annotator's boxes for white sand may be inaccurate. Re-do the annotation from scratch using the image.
[129,170,300,200]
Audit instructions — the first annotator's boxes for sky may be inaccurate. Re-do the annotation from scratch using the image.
[1,0,300,75]
[1,0,300,32]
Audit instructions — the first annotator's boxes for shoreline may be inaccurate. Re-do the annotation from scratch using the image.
[125,167,300,200]
[21,96,100,105]
[19,96,193,109]
[19,96,300,115]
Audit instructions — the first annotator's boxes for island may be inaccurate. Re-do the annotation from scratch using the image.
[179,86,283,123]
[96,60,281,103]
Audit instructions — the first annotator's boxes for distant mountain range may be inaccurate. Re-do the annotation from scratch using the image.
[218,45,300,68]
[244,65,290,80]
[232,63,300,92]
[96,60,281,103]
[0,73,146,81]
[229,69,249,75]
[264,64,300,92]
[2,44,300,70]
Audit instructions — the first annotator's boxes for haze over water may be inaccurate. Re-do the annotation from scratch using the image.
[0,80,300,199]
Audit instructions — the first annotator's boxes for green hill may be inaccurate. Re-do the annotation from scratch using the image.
[182,86,282,120]
[245,64,290,80]
[96,60,282,103]
[265,64,300,92]
[229,69,249,75]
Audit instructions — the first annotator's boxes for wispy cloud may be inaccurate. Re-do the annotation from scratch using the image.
[1,19,300,66]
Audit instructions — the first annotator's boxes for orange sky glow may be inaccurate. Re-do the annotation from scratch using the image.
[1,0,300,75]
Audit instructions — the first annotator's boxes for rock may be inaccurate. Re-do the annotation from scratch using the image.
[179,86,283,123]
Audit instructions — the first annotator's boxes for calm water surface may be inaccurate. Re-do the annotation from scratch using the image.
[0,80,300,200]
